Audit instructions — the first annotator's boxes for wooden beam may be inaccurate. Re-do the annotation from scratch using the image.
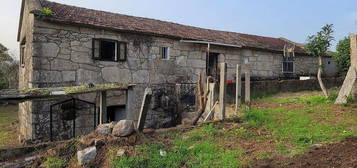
[204,101,219,122]
[99,91,107,124]
[219,62,227,120]
[245,70,251,105]
[235,64,242,113]
[137,88,153,132]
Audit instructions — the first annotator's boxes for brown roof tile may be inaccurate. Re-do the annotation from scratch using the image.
[40,0,306,54]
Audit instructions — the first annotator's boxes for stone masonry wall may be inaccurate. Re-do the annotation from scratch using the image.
[18,0,38,142]
[19,18,337,142]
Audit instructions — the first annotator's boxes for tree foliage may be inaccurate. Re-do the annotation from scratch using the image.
[0,43,18,89]
[0,43,13,62]
[304,24,334,98]
[333,37,350,76]
[305,24,334,58]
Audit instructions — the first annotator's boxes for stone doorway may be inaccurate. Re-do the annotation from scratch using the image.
[49,98,97,141]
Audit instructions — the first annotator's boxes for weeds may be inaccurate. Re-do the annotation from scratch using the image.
[41,8,53,16]
[113,124,244,168]
[244,94,357,155]
[112,91,357,167]
[42,157,67,168]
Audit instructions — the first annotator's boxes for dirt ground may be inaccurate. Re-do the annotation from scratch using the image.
[252,136,357,168]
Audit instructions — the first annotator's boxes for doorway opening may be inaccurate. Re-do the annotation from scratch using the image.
[206,52,219,79]
[107,105,126,122]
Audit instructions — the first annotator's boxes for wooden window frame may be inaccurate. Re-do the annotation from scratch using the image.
[92,38,127,62]
[160,47,170,60]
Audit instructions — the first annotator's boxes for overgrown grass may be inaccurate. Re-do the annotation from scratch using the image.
[43,157,67,168]
[0,105,18,148]
[243,93,357,155]
[112,91,357,167]
[113,124,245,168]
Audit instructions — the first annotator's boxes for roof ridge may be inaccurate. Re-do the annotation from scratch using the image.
[43,0,288,41]
[40,0,306,53]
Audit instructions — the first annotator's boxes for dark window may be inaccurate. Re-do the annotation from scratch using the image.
[92,39,127,61]
[282,61,294,73]
[20,39,26,67]
[20,46,25,66]
[160,47,170,60]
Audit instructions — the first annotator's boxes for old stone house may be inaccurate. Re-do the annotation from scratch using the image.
[17,0,337,142]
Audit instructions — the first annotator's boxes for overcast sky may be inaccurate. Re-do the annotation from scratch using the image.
[1,0,357,59]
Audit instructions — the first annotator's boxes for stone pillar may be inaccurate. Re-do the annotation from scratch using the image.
[125,86,136,120]
[335,34,357,104]
[245,70,251,105]
[99,91,107,124]
[235,64,242,113]
[137,88,152,131]
[219,63,227,120]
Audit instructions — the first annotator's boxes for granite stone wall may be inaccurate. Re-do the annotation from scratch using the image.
[18,18,338,142]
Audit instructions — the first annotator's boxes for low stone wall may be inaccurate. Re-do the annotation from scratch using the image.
[226,77,343,103]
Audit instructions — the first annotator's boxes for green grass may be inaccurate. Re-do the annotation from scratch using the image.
[112,91,357,167]
[43,157,67,168]
[113,124,245,168]
[0,105,18,148]
[243,94,357,155]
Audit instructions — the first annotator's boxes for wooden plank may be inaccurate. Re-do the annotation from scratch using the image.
[99,91,107,124]
[137,88,153,131]
[235,64,242,113]
[219,62,227,120]
[204,101,219,122]
[245,70,251,105]
[192,89,210,125]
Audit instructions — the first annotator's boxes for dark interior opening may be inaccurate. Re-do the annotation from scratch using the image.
[100,40,116,61]
[107,105,126,122]
[207,52,219,78]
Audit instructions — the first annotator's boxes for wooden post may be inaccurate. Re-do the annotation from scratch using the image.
[235,65,242,113]
[219,63,227,120]
[245,70,251,105]
[137,88,152,131]
[99,91,107,124]
[197,73,203,111]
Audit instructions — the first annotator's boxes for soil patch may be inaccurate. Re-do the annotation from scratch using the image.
[252,136,357,168]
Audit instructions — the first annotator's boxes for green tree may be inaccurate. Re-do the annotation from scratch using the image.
[305,24,334,98]
[0,43,18,89]
[0,43,13,62]
[333,37,350,76]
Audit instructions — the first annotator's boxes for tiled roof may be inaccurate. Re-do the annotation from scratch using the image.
[39,0,306,54]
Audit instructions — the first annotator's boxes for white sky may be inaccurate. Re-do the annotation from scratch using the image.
[1,0,356,60]
[0,0,21,59]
